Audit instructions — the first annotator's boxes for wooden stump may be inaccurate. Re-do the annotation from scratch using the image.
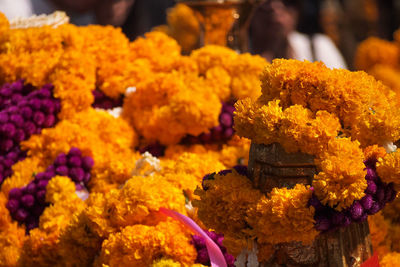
[248,142,373,267]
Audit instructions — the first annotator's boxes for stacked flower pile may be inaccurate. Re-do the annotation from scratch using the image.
[0,11,271,267]
[195,59,400,263]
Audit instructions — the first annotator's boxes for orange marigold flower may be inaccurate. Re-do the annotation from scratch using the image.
[354,37,399,71]
[96,219,196,267]
[247,184,317,245]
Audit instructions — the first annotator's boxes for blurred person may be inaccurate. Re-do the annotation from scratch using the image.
[121,0,175,40]
[0,0,96,25]
[249,0,347,69]
[0,0,136,26]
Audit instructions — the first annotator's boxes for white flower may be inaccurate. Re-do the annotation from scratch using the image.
[383,141,397,153]
[125,86,136,96]
[131,152,162,177]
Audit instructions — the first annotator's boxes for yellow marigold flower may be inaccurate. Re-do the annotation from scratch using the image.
[45,176,76,204]
[129,31,182,73]
[96,219,196,267]
[247,184,317,245]
[1,157,45,196]
[0,12,9,35]
[49,50,96,119]
[368,212,390,257]
[354,37,399,71]
[230,53,267,101]
[18,229,59,267]
[164,138,250,168]
[0,193,26,267]
[107,174,187,228]
[364,145,387,161]
[57,210,104,266]
[82,25,132,98]
[161,152,226,199]
[191,45,238,75]
[380,252,400,267]
[164,3,200,53]
[233,98,263,142]
[368,64,400,104]
[377,151,400,189]
[19,195,85,266]
[151,258,182,267]
[205,66,231,101]
[123,71,221,145]
[22,108,138,191]
[257,59,400,146]
[313,138,366,209]
[194,171,262,243]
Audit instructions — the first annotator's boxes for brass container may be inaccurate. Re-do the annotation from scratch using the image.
[248,142,373,267]
[177,0,260,52]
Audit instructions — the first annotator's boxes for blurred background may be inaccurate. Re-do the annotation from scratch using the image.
[1,0,400,70]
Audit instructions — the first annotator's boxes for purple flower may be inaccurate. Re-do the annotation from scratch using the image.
[1,139,14,152]
[2,123,16,137]
[23,121,36,135]
[69,167,85,182]
[8,188,22,199]
[315,216,331,231]
[55,165,69,176]
[223,128,234,139]
[218,169,232,176]
[366,180,377,195]
[33,111,45,126]
[349,201,363,220]
[54,153,67,166]
[233,165,248,177]
[82,156,94,170]
[68,147,82,157]
[36,179,48,190]
[6,199,20,213]
[219,112,233,127]
[376,187,385,203]
[14,208,29,222]
[21,194,35,208]
[25,183,36,195]
[36,190,46,204]
[43,114,56,127]
[10,114,24,127]
[0,112,8,123]
[360,194,373,210]
[29,99,41,110]
[21,107,33,119]
[202,173,216,191]
[68,156,82,167]
[365,168,378,181]
[14,129,26,142]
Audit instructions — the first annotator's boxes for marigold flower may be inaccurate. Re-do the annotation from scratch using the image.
[247,184,317,245]
[96,219,197,267]
[355,37,399,71]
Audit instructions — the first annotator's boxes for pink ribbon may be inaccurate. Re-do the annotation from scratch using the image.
[360,252,380,267]
[159,208,227,267]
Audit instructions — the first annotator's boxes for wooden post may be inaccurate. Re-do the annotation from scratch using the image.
[248,142,373,267]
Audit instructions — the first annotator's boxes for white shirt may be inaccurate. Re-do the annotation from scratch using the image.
[288,31,348,69]
[0,0,94,25]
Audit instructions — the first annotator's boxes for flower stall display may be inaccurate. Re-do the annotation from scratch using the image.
[0,11,271,267]
[195,59,400,265]
[2,7,400,266]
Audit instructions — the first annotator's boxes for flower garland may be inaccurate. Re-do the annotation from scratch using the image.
[195,59,400,260]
